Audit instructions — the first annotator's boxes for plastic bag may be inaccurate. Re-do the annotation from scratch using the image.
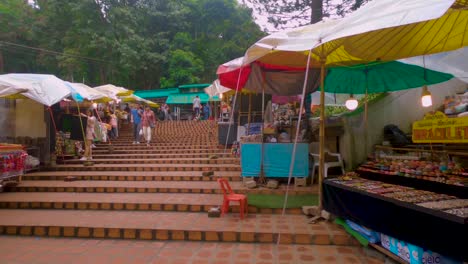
[139,129,143,136]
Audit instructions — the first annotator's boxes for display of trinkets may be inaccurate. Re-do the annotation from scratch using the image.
[329,175,467,219]
[358,159,467,187]
[417,199,468,210]
[444,207,468,218]
[273,103,296,126]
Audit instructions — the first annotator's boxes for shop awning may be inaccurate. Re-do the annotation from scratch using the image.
[166,93,219,104]
[133,88,179,99]
[120,94,159,108]
[94,84,133,97]
[178,84,211,89]
[0,74,72,106]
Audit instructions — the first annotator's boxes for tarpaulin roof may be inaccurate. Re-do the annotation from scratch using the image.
[166,92,219,104]
[178,84,211,89]
[204,80,230,97]
[0,74,71,106]
[243,0,468,67]
[94,84,133,97]
[324,61,454,94]
[217,58,319,95]
[120,94,159,108]
[400,47,468,83]
[66,82,114,102]
[134,88,179,99]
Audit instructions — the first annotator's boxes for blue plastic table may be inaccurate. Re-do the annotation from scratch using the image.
[240,143,309,178]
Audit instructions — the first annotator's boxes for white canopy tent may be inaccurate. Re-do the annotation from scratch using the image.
[94,84,133,97]
[204,79,230,98]
[0,74,72,106]
[66,82,115,102]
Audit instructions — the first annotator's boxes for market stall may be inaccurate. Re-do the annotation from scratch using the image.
[323,99,468,263]
[0,144,28,185]
[323,174,467,262]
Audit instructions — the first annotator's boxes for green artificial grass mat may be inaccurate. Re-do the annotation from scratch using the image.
[246,193,318,209]
[335,218,369,247]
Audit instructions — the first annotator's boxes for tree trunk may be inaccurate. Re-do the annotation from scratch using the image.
[100,67,107,84]
[0,50,4,73]
[311,0,323,24]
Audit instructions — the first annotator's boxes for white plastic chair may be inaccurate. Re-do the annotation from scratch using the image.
[309,142,345,183]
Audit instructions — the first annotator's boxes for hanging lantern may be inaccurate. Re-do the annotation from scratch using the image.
[421,85,433,107]
[345,95,359,110]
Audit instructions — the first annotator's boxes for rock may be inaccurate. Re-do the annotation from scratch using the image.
[202,171,214,177]
[295,177,307,187]
[245,180,257,189]
[242,177,254,185]
[64,176,78,182]
[266,180,279,189]
[302,205,319,216]
[321,210,331,220]
[308,215,324,224]
[208,207,221,217]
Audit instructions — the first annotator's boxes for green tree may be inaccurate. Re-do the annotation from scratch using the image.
[160,49,204,88]
[1,0,265,89]
[0,0,36,73]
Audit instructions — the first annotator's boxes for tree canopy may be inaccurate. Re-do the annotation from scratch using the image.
[240,0,370,30]
[0,0,265,89]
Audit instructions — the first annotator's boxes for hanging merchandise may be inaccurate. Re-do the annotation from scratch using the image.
[0,144,28,182]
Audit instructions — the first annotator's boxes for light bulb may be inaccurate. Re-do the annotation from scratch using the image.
[219,93,223,99]
[345,95,359,110]
[92,103,98,109]
[421,86,432,107]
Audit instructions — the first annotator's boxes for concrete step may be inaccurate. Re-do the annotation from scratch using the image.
[0,192,303,215]
[60,158,240,165]
[9,180,316,195]
[0,236,381,264]
[0,209,357,246]
[46,163,241,172]
[91,149,228,154]
[96,143,220,147]
[93,146,221,152]
[88,153,235,159]
[23,171,242,182]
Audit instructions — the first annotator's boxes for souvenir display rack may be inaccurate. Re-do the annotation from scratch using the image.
[323,175,467,262]
[0,143,28,183]
[357,145,467,198]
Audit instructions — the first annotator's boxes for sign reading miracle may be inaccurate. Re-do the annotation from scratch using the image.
[412,111,468,143]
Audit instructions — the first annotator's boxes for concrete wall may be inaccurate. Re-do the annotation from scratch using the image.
[15,99,46,138]
[340,79,468,169]
[0,99,16,139]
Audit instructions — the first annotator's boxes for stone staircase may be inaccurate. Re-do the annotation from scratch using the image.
[0,121,357,247]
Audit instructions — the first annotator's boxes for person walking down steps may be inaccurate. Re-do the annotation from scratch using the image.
[80,109,96,161]
[131,104,143,144]
[193,95,201,120]
[141,106,156,147]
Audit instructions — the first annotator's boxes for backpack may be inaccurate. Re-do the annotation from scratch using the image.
[383,124,412,147]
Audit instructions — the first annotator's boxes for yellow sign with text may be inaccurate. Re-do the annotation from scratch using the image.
[412,111,468,143]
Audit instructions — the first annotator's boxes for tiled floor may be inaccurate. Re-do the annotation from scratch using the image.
[0,236,385,264]
[0,209,346,235]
